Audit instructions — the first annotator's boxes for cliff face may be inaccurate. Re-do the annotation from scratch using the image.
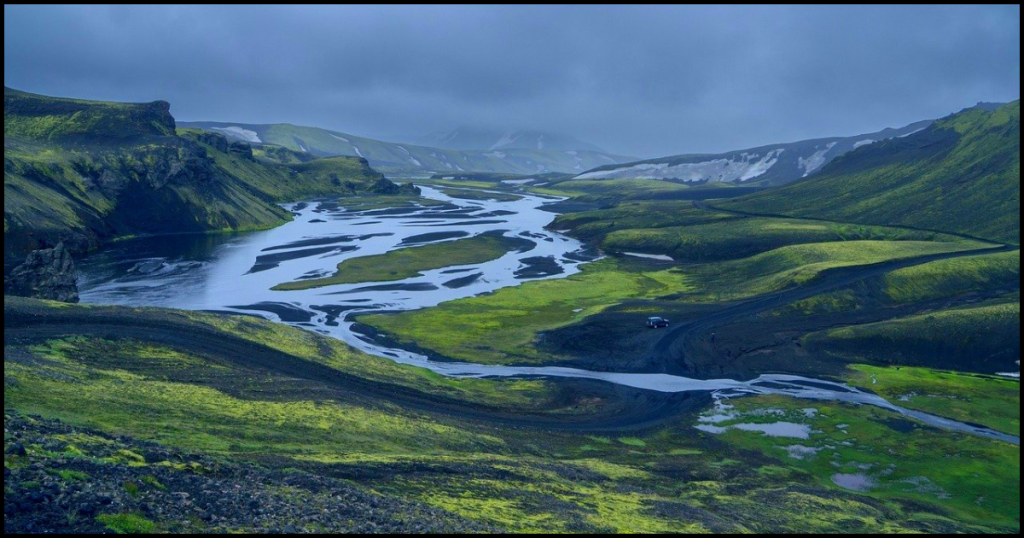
[4,88,407,271]
[4,242,79,302]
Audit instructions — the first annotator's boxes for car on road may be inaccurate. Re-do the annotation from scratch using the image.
[646,316,670,329]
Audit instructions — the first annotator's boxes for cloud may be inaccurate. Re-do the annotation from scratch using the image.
[4,5,1019,157]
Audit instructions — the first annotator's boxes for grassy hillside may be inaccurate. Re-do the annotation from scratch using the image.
[6,298,1017,533]
[552,202,962,262]
[806,299,1020,373]
[3,88,399,269]
[180,121,635,175]
[723,102,1020,244]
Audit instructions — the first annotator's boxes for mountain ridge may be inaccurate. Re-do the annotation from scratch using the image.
[572,119,937,186]
[179,121,636,175]
[722,101,1020,244]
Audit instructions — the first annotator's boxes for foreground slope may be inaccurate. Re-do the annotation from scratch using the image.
[724,101,1020,244]
[3,88,399,269]
[5,298,1018,533]
[180,121,635,175]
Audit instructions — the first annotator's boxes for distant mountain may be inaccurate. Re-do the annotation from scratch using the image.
[3,88,399,270]
[724,101,1020,244]
[179,122,635,175]
[574,120,938,186]
[409,126,607,153]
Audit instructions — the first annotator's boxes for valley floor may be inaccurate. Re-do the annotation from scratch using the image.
[4,177,1020,534]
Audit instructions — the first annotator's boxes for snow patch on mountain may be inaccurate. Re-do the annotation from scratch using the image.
[330,134,350,143]
[564,150,584,170]
[899,127,928,138]
[211,126,261,144]
[484,151,507,159]
[853,139,874,149]
[797,142,837,177]
[490,131,521,150]
[577,149,784,183]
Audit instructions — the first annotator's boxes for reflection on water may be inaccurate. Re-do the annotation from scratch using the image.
[78,233,249,306]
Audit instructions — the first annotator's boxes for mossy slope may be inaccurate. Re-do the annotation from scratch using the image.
[724,102,1020,244]
[3,88,393,269]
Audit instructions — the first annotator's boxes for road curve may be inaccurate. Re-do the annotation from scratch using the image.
[4,299,702,433]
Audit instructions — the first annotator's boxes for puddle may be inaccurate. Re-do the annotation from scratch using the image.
[831,473,875,492]
[697,422,812,439]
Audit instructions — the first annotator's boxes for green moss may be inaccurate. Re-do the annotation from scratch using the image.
[123,481,140,497]
[686,240,985,301]
[56,469,90,482]
[846,364,1019,436]
[603,214,959,263]
[96,513,157,534]
[883,250,1020,303]
[5,355,504,460]
[109,449,147,466]
[807,301,1020,371]
[697,394,1020,529]
[141,475,167,491]
[362,259,691,365]
[616,437,647,448]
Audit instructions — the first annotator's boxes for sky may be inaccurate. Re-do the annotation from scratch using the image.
[4,5,1020,158]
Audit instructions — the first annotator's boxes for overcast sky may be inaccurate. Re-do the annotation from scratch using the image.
[4,5,1020,157]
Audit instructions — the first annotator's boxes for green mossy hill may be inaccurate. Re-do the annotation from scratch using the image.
[724,101,1021,244]
[4,87,175,143]
[805,299,1020,374]
[553,202,962,263]
[3,88,400,269]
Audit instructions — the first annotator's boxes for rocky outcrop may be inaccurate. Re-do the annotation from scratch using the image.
[195,132,255,161]
[4,242,80,303]
[369,177,422,196]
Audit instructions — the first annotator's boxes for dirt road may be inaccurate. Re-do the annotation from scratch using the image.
[4,298,702,432]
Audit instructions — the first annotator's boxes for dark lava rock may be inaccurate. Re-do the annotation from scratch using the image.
[5,443,27,457]
[196,132,230,153]
[4,242,79,302]
[369,177,421,196]
[3,412,500,534]
[228,141,255,160]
